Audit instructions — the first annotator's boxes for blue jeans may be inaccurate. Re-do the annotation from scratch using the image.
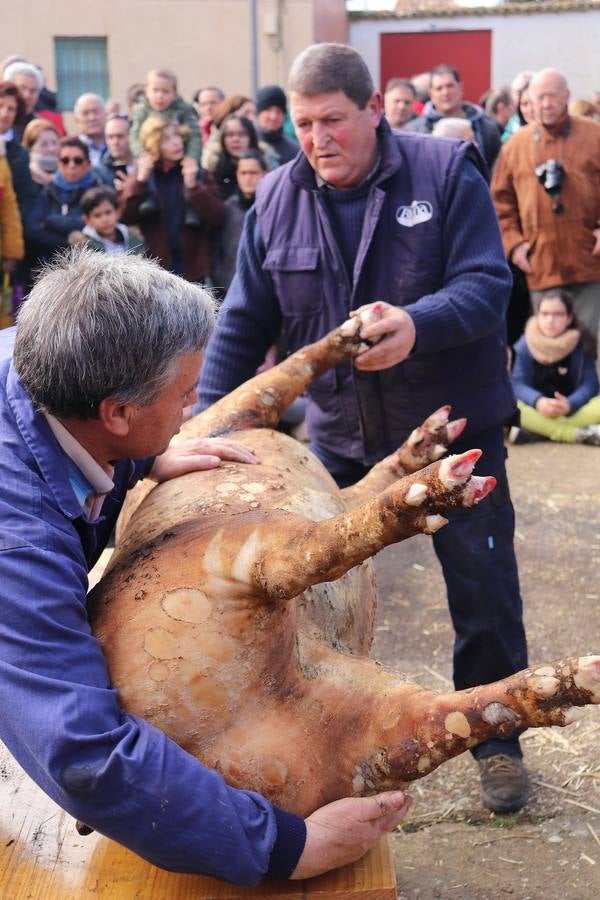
[311,427,528,760]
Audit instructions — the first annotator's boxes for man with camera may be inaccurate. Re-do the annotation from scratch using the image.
[95,114,135,193]
[492,68,600,345]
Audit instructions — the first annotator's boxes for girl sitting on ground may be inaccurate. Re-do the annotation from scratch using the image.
[510,289,600,445]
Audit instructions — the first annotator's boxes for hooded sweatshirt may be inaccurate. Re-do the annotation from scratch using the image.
[405,101,501,170]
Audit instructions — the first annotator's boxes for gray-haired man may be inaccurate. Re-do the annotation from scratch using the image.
[0,249,409,885]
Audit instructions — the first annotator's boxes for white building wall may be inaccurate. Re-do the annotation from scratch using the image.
[350,11,600,98]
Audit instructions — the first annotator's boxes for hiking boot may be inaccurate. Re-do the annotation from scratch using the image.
[575,425,600,446]
[507,426,545,445]
[478,754,529,813]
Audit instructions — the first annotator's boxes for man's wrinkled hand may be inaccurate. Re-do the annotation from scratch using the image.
[150,437,258,483]
[350,301,416,371]
[290,791,411,880]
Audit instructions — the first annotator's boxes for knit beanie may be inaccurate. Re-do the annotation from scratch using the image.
[256,85,287,115]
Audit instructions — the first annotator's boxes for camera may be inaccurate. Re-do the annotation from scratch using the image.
[110,161,129,178]
[535,159,563,196]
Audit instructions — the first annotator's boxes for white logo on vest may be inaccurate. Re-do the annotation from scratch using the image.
[396,200,433,228]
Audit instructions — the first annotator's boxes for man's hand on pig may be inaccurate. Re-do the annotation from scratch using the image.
[150,438,259,482]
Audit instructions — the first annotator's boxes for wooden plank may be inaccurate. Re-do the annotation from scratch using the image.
[0,743,396,899]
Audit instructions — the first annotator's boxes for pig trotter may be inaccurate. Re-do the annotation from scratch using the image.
[341,406,468,507]
[193,316,369,437]
[257,450,495,600]
[381,656,600,785]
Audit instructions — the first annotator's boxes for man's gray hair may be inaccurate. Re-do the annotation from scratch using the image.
[4,61,43,90]
[74,93,106,114]
[432,117,474,140]
[14,248,216,419]
[288,44,374,109]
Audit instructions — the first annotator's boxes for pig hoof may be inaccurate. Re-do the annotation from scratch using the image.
[574,655,600,702]
[339,317,361,337]
[406,483,427,506]
[439,450,482,487]
[462,475,497,506]
[528,674,560,698]
[425,514,447,533]
[446,418,467,442]
[427,405,451,426]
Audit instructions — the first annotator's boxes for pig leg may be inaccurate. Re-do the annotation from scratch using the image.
[191,318,366,438]
[370,656,600,786]
[341,406,467,508]
[247,450,495,602]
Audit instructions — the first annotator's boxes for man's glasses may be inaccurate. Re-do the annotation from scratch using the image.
[59,156,86,165]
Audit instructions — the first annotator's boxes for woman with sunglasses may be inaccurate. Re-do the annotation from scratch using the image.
[25,136,103,273]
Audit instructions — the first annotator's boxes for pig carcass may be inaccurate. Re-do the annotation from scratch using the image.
[89,316,600,817]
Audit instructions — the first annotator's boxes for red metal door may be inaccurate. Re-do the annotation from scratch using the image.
[380,30,492,103]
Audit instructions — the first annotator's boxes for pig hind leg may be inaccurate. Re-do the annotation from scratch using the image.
[381,656,600,785]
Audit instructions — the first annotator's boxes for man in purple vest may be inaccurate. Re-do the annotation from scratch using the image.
[199,43,529,814]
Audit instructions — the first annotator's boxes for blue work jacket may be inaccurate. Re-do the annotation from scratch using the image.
[0,328,305,884]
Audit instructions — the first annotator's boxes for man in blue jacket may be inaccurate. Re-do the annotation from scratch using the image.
[199,43,529,813]
[0,249,411,885]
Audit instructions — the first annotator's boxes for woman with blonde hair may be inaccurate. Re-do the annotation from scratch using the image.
[121,116,223,283]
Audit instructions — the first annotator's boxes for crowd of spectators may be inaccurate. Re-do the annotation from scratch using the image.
[1,54,599,447]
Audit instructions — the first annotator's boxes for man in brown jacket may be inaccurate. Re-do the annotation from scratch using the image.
[491,69,600,345]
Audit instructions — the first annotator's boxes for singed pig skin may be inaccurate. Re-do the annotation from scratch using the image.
[89,319,600,817]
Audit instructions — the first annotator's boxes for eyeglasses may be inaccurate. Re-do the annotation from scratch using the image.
[59,155,86,165]
[224,131,249,139]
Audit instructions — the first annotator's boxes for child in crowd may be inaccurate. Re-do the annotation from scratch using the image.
[510,289,600,445]
[130,69,201,170]
[77,186,144,255]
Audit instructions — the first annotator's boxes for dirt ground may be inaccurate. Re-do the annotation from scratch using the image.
[371,440,600,899]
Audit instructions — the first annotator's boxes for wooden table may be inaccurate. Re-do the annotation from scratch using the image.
[0,743,397,899]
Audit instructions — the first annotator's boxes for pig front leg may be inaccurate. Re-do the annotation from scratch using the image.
[341,406,466,508]
[255,450,495,602]
[373,656,600,786]
[192,317,367,438]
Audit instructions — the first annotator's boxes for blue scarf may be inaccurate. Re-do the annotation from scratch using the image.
[54,170,97,200]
